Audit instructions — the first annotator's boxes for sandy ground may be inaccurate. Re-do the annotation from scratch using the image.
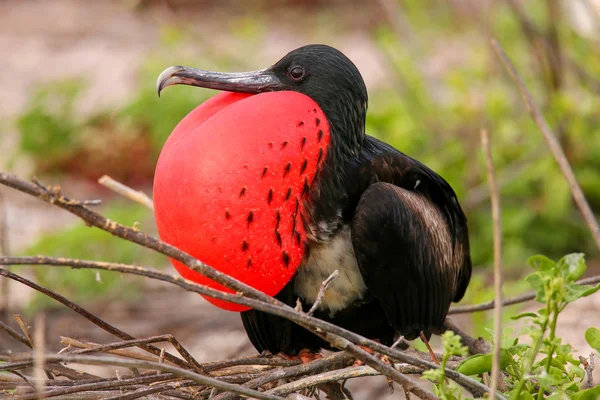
[1,1,599,398]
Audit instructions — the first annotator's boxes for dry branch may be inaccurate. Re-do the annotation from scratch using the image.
[0,172,499,398]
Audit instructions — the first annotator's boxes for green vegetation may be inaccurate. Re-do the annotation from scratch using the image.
[430,254,600,399]
[423,330,469,398]
[368,1,600,266]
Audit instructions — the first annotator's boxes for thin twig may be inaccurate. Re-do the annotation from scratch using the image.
[98,176,154,210]
[490,38,600,251]
[0,190,10,318]
[449,274,600,314]
[481,129,503,400]
[579,354,595,388]
[307,269,339,316]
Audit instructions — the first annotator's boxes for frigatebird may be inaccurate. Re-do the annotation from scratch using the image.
[154,44,472,360]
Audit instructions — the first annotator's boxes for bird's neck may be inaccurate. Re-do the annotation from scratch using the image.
[304,109,366,243]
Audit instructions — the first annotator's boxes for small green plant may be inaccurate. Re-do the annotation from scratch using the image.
[423,330,469,400]
[452,253,600,399]
[16,80,85,172]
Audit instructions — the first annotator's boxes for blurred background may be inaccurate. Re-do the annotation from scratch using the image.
[1,0,600,397]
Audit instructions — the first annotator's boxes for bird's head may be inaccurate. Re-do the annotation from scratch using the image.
[157,44,368,155]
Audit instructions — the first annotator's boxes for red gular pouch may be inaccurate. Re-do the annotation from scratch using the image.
[153,91,331,311]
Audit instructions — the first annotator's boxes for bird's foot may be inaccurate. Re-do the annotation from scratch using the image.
[352,345,375,366]
[352,339,386,367]
[279,349,323,364]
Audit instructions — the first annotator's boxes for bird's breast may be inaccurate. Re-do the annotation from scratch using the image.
[294,225,367,316]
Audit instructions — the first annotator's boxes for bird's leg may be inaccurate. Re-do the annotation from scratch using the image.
[279,349,323,363]
[419,331,441,365]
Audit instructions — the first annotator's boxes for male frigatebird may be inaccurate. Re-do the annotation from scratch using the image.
[154,44,472,360]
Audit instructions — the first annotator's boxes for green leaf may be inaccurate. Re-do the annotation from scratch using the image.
[528,255,556,271]
[525,272,547,302]
[455,351,513,376]
[565,283,600,303]
[505,344,530,356]
[568,364,585,381]
[572,385,600,400]
[584,327,600,351]
[546,393,570,400]
[514,391,535,400]
[538,368,563,388]
[557,253,586,282]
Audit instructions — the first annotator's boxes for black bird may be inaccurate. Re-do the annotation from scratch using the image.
[156,44,472,359]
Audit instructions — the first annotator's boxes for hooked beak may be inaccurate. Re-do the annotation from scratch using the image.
[156,66,282,96]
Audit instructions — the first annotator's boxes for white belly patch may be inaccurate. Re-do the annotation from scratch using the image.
[294,226,367,316]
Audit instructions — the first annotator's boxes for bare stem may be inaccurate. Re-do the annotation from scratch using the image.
[307,269,339,316]
[481,129,503,399]
[98,175,154,210]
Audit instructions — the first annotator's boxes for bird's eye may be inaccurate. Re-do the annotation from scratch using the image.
[289,66,306,81]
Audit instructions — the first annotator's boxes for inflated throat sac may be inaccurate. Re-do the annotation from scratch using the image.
[153,91,331,311]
